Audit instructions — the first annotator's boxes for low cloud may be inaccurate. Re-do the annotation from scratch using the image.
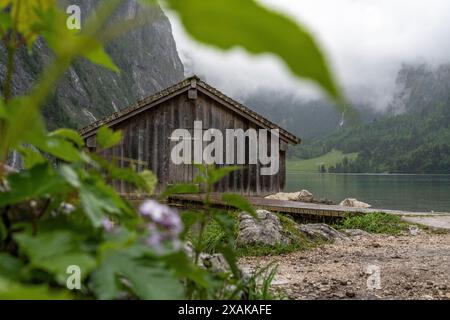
[167,0,450,111]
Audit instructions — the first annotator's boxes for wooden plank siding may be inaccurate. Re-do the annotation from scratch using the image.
[81,77,300,196]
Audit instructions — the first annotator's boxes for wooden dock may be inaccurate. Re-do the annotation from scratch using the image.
[167,194,450,227]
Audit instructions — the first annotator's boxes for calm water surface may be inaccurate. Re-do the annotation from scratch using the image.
[286,173,450,213]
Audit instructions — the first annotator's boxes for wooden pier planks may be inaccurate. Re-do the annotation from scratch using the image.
[166,193,450,219]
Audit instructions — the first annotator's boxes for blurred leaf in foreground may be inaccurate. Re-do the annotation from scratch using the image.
[165,0,340,100]
[97,126,123,150]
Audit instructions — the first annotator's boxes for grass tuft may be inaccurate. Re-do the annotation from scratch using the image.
[334,212,410,235]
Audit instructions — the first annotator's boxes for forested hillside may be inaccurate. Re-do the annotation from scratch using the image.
[244,89,378,139]
[290,64,450,173]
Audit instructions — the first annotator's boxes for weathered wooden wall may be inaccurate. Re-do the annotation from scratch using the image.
[87,90,288,195]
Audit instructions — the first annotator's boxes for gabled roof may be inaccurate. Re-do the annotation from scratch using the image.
[79,76,301,145]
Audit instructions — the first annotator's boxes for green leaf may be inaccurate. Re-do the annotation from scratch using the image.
[0,276,72,300]
[14,230,96,284]
[139,170,158,194]
[0,97,47,156]
[59,165,81,188]
[207,166,240,186]
[82,44,120,73]
[137,0,157,7]
[0,0,56,47]
[0,220,6,242]
[180,210,202,237]
[49,129,85,148]
[0,254,23,281]
[221,193,256,216]
[0,99,5,117]
[16,146,47,169]
[166,0,340,99]
[32,136,82,162]
[0,163,68,207]
[97,126,123,150]
[91,250,184,300]
[0,11,12,34]
[161,251,210,288]
[79,185,119,228]
[161,183,200,197]
[216,244,240,279]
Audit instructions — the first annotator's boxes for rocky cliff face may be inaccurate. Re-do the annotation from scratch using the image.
[0,0,184,130]
[389,63,450,115]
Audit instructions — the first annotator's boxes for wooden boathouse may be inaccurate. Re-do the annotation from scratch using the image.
[79,76,300,195]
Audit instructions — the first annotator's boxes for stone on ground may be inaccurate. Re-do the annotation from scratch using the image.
[265,190,314,202]
[339,198,371,208]
[298,223,349,242]
[237,210,291,246]
[341,229,370,237]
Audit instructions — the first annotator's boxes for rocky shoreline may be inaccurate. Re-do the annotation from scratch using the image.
[240,230,450,300]
[235,209,450,300]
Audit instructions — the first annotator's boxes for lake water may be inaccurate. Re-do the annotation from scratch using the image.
[285,172,450,213]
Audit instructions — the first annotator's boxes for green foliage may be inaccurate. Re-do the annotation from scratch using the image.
[0,276,71,300]
[161,183,200,198]
[292,66,450,174]
[165,0,339,100]
[0,163,68,207]
[14,229,96,284]
[96,126,123,150]
[0,0,341,300]
[245,264,284,300]
[221,193,256,216]
[0,0,55,47]
[335,213,410,235]
[49,129,85,148]
[287,150,358,173]
[91,248,184,300]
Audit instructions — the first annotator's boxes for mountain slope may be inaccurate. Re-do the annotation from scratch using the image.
[291,64,450,173]
[0,0,184,130]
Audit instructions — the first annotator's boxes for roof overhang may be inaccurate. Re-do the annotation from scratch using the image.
[79,76,301,145]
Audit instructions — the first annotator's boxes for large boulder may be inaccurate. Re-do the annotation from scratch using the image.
[265,190,314,203]
[339,198,371,208]
[298,223,349,242]
[237,210,291,246]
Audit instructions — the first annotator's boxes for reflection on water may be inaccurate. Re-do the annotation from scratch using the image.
[285,172,450,213]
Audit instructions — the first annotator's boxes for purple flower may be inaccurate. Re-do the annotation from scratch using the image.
[140,200,165,219]
[101,218,115,231]
[140,200,184,251]
[139,200,183,235]
[146,231,163,248]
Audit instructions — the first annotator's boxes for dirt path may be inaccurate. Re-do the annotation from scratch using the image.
[240,231,450,300]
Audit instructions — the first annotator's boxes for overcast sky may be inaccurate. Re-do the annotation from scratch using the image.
[167,0,450,110]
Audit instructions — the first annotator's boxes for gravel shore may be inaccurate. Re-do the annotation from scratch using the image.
[240,230,450,300]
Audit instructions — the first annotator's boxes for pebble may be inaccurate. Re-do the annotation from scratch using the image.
[345,291,356,298]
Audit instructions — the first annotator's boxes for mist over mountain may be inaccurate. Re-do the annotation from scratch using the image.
[0,0,184,130]
[292,63,450,173]
[242,89,382,140]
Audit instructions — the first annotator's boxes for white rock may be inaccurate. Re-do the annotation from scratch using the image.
[339,198,371,208]
[265,190,314,203]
